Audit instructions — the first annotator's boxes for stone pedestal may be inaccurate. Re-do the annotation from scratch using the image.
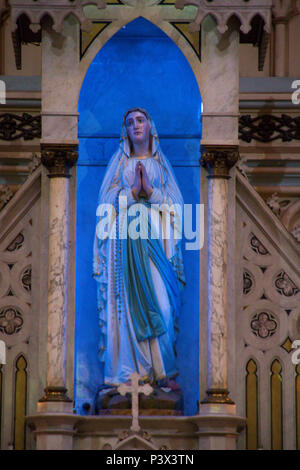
[27,402,77,450]
[191,404,246,450]
[73,416,198,450]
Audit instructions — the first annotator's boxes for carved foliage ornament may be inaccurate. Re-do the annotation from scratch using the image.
[200,145,239,179]
[41,144,78,178]
[9,0,106,33]
[175,0,272,34]
[0,185,14,211]
[1,113,300,145]
[239,114,300,143]
[0,113,41,141]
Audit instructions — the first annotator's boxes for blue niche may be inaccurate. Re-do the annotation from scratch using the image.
[75,17,201,416]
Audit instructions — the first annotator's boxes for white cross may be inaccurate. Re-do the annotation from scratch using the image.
[117,372,153,432]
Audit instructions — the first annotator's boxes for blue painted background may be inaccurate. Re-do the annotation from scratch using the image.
[75,17,201,416]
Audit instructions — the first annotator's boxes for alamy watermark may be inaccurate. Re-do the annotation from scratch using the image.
[291,80,300,105]
[96,196,204,251]
[0,79,6,105]
[292,340,300,366]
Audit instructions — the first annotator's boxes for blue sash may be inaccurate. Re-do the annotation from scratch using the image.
[122,204,181,343]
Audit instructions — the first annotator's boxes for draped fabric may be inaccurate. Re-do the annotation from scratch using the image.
[93,111,185,385]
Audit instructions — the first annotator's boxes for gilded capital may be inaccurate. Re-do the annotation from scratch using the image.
[200,145,239,179]
[41,144,78,178]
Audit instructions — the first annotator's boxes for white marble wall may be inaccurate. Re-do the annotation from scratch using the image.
[201,16,239,146]
[41,16,80,145]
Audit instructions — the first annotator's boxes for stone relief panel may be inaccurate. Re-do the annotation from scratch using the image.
[266,195,300,244]
[236,201,300,451]
[0,204,40,450]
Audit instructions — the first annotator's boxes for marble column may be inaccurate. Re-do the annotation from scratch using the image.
[26,16,80,450]
[38,16,79,406]
[40,144,78,403]
[200,147,238,404]
[199,16,240,406]
[193,17,246,449]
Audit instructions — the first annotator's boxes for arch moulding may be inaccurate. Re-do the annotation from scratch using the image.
[77,14,203,108]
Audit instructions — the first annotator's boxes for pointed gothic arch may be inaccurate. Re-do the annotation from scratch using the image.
[75,15,202,417]
[77,14,203,107]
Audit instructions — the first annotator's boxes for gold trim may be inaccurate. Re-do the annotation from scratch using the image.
[201,388,235,405]
[246,359,258,450]
[39,386,72,403]
[271,360,283,450]
[14,356,27,450]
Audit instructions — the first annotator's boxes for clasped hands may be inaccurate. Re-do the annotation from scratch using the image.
[131,161,153,200]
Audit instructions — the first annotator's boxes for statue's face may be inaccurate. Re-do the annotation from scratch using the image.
[125,111,150,147]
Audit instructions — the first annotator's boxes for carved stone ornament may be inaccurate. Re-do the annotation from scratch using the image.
[200,145,239,179]
[0,307,23,335]
[0,0,9,27]
[272,0,300,24]
[0,185,14,211]
[6,232,24,252]
[175,0,272,34]
[291,225,300,243]
[0,113,41,141]
[41,144,78,178]
[239,114,300,143]
[275,270,300,297]
[251,311,277,338]
[243,270,253,295]
[250,233,269,256]
[9,0,106,33]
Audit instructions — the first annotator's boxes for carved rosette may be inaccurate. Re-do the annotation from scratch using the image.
[200,145,239,179]
[41,144,78,178]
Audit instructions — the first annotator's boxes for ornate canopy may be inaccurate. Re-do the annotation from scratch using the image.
[8,0,272,34]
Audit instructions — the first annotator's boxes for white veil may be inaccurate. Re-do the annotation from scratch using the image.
[93,109,185,361]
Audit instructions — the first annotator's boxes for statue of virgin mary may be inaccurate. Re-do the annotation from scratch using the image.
[93,108,185,386]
